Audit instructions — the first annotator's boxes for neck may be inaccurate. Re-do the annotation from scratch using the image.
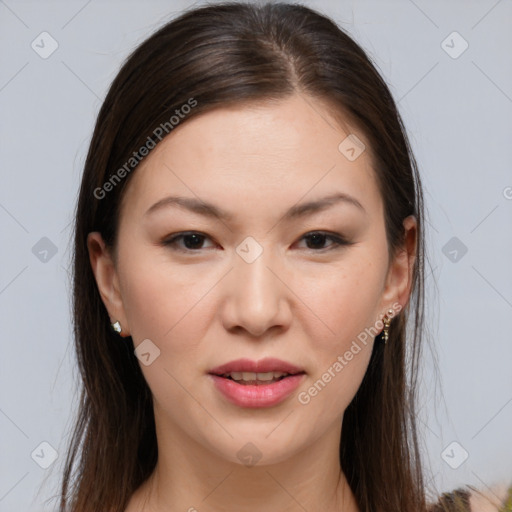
[127,414,360,512]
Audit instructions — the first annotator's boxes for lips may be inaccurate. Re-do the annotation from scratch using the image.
[208,358,306,407]
[208,357,305,376]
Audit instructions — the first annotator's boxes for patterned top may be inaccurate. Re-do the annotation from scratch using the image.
[429,483,512,512]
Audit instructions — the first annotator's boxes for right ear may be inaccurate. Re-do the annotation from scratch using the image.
[86,232,130,337]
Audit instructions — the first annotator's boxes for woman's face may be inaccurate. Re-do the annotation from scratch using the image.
[88,93,415,466]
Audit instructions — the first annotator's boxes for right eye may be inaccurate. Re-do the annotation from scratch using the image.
[162,232,217,253]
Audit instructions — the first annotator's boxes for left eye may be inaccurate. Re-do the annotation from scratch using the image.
[297,232,350,251]
[162,231,350,253]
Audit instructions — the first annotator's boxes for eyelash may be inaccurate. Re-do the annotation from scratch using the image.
[162,231,352,254]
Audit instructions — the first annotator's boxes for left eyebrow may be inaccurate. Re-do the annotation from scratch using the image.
[283,192,366,219]
[144,192,366,221]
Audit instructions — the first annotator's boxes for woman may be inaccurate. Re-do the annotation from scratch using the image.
[59,2,511,511]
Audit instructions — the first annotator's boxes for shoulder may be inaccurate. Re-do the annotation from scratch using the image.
[467,482,512,512]
[428,481,512,512]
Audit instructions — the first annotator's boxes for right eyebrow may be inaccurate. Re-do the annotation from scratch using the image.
[144,192,366,222]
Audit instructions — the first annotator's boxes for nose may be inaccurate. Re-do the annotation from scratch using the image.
[220,246,292,338]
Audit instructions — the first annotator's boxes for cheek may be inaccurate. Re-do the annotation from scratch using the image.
[117,255,216,406]
[293,253,385,412]
[117,243,216,346]
[297,252,386,352]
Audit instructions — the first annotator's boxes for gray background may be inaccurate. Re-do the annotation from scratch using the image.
[1,0,511,510]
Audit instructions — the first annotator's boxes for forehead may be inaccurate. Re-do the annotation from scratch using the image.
[118,94,381,224]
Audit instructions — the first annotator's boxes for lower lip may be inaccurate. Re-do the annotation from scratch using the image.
[209,373,305,408]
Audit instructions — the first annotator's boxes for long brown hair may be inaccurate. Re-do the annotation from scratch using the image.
[60,2,432,510]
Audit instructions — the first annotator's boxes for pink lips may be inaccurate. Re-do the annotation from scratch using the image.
[208,357,306,408]
[209,357,304,376]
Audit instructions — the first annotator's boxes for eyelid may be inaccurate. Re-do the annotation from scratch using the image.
[162,230,353,254]
[163,231,218,252]
[299,230,353,250]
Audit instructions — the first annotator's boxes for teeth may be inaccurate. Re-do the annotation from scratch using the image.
[225,371,288,382]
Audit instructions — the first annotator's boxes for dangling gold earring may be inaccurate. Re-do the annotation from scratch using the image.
[110,320,122,334]
[381,309,394,344]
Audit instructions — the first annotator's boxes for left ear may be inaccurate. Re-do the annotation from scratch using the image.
[379,215,417,311]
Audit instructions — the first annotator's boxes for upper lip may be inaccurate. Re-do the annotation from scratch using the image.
[209,357,305,376]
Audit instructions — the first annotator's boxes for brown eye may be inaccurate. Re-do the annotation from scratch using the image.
[163,232,216,252]
[298,231,351,252]
[162,230,351,254]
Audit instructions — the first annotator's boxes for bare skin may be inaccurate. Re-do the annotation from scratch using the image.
[88,92,417,512]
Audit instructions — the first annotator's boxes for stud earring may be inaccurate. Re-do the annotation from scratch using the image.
[381,309,394,344]
[110,320,122,334]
